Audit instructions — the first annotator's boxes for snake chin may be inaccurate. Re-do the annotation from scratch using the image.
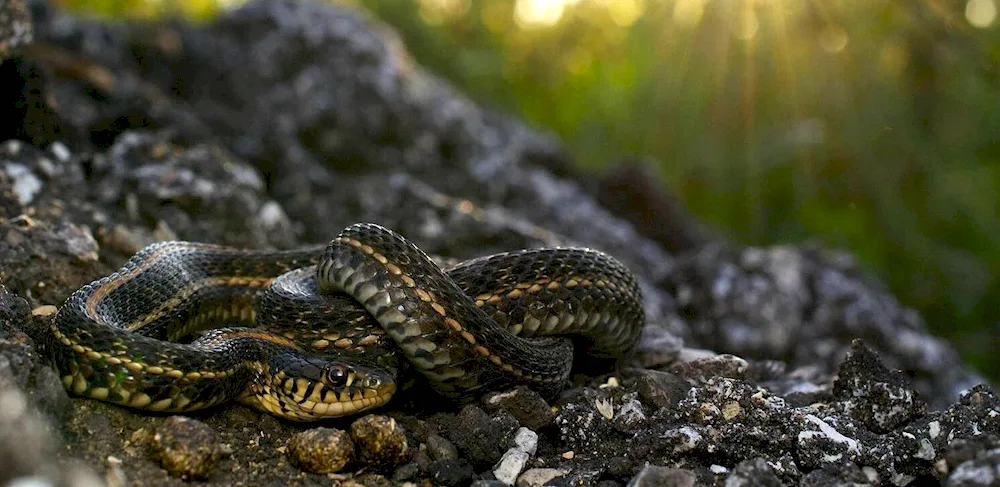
[241,353,397,421]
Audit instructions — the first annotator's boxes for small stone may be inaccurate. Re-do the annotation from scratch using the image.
[612,394,647,431]
[946,447,1000,487]
[484,386,555,430]
[668,353,748,380]
[633,369,690,410]
[426,433,458,461]
[635,326,684,368]
[4,163,42,206]
[832,340,927,433]
[430,458,475,486]
[721,401,741,421]
[493,450,529,485]
[152,416,227,480]
[471,481,508,487]
[444,405,518,467]
[350,415,408,469]
[512,428,538,456]
[348,473,393,486]
[516,468,568,487]
[391,462,420,482]
[493,428,537,485]
[627,465,696,487]
[725,458,782,486]
[799,462,872,486]
[286,427,354,474]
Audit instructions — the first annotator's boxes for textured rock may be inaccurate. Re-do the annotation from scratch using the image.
[0,0,993,485]
[350,415,408,469]
[286,427,355,474]
[151,416,229,480]
[626,465,696,487]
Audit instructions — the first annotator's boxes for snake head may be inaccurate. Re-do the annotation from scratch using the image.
[247,352,396,421]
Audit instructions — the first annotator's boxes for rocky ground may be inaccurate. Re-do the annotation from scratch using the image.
[0,0,996,485]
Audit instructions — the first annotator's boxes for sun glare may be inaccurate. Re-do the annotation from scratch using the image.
[418,0,469,25]
[966,0,997,27]
[673,0,706,28]
[514,0,580,28]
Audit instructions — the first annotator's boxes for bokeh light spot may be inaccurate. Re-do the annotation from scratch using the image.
[418,0,469,25]
[966,0,997,28]
[673,0,706,28]
[818,25,849,53]
[733,11,759,41]
[605,0,644,27]
[514,0,579,28]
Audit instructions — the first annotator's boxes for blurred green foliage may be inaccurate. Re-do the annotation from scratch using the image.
[57,0,999,380]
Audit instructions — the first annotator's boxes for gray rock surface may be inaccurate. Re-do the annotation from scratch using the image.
[0,0,994,485]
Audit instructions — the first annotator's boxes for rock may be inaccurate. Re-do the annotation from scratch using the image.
[426,433,459,461]
[494,450,529,485]
[633,325,685,369]
[429,458,475,486]
[612,392,647,431]
[0,0,993,485]
[0,0,34,60]
[517,468,568,487]
[0,364,99,486]
[592,160,710,253]
[947,447,1000,487]
[724,458,783,486]
[794,414,864,470]
[443,405,519,467]
[626,465,696,487]
[833,339,927,433]
[512,428,538,455]
[492,428,538,485]
[483,386,556,431]
[286,427,354,474]
[471,480,509,487]
[671,244,983,411]
[631,369,690,410]
[151,416,229,480]
[668,353,749,381]
[554,387,626,454]
[798,461,877,486]
[390,461,420,482]
[350,415,408,470]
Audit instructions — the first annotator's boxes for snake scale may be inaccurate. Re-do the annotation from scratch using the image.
[39,223,645,421]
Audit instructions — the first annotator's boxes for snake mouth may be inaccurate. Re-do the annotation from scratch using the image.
[244,365,398,422]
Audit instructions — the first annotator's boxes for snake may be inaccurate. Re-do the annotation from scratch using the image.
[38,223,645,421]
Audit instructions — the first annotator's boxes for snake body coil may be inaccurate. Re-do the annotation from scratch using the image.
[42,223,644,420]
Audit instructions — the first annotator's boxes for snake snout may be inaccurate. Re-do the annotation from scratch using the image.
[251,353,397,421]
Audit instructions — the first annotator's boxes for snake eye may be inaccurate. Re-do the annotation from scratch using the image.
[326,364,349,387]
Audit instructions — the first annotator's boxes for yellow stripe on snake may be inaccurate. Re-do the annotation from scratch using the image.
[39,223,645,421]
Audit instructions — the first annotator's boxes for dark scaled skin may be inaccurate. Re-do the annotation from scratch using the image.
[39,223,644,419]
[318,223,646,401]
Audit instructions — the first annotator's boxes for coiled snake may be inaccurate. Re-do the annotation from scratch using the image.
[40,223,644,421]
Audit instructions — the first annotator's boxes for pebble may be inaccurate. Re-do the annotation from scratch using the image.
[833,340,926,433]
[426,433,459,461]
[350,415,408,469]
[493,428,538,485]
[516,468,568,487]
[445,405,519,467]
[626,465,696,487]
[483,386,555,430]
[633,369,690,410]
[430,458,475,486]
[668,353,748,380]
[152,416,229,480]
[286,427,354,474]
